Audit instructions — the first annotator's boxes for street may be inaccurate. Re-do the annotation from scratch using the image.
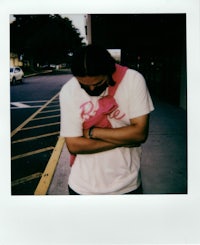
[10,71,72,194]
[10,71,72,130]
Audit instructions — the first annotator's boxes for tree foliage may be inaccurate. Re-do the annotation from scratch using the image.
[10,14,85,66]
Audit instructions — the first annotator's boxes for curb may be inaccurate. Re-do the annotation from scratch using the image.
[24,70,53,78]
[34,137,65,195]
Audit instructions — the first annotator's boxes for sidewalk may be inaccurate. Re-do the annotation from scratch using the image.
[141,97,187,194]
[48,97,187,195]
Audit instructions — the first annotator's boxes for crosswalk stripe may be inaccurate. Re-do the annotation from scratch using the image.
[11,146,54,160]
[12,132,59,144]
[12,173,43,187]
[11,102,31,108]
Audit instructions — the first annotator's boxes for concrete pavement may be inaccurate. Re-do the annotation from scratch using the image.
[47,97,187,195]
[141,97,187,194]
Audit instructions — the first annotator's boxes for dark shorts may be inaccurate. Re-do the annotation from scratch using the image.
[68,185,143,195]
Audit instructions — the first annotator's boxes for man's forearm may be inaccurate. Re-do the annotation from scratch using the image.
[87,114,149,145]
[66,114,149,155]
[89,125,146,146]
[65,136,120,155]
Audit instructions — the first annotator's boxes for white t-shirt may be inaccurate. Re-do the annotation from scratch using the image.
[60,69,154,194]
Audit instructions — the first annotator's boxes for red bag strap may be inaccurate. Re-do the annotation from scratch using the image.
[108,64,128,96]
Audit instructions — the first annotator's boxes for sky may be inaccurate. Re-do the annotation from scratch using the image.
[62,14,86,42]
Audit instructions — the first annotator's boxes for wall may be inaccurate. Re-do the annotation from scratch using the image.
[87,14,187,110]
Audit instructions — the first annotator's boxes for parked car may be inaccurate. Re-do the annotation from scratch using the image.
[10,67,24,84]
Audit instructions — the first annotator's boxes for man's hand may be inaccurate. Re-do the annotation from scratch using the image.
[83,128,90,139]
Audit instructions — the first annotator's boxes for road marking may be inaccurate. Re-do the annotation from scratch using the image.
[12,100,48,103]
[11,93,59,137]
[11,102,31,108]
[12,132,59,144]
[11,92,64,195]
[21,122,60,130]
[11,105,60,110]
[34,137,65,195]
[11,146,54,160]
[12,173,42,187]
[48,100,59,104]
[41,105,60,108]
[32,114,60,121]
[11,106,45,109]
[40,109,60,114]
[10,100,48,109]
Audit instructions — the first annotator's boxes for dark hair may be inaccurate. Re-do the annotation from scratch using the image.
[71,44,116,77]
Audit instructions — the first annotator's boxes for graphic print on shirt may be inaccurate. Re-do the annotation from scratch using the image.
[80,97,126,129]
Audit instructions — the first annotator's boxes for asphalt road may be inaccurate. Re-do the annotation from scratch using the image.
[10,71,72,130]
[10,70,72,195]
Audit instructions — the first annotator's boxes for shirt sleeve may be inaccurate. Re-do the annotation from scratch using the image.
[59,82,83,137]
[127,69,154,119]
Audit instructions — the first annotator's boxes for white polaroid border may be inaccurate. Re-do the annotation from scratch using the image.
[1,0,200,244]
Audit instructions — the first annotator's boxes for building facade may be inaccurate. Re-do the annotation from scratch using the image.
[84,14,187,110]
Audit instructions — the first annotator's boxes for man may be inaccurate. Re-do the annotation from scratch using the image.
[60,44,154,195]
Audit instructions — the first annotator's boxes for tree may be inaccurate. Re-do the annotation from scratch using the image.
[10,14,85,67]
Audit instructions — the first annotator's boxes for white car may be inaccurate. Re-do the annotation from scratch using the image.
[10,67,24,84]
